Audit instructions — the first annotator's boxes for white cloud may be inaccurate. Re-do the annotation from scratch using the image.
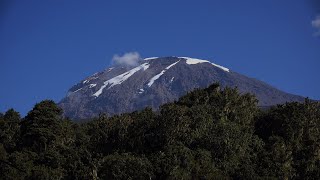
[112,52,141,67]
[312,15,320,36]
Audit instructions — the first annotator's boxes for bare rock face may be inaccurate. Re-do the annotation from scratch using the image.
[59,57,304,119]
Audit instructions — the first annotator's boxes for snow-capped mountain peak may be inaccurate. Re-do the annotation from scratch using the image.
[59,56,304,119]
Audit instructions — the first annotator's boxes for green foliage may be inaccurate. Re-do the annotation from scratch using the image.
[0,109,20,152]
[256,100,320,179]
[19,100,63,153]
[0,84,319,179]
[98,153,153,179]
[151,143,227,179]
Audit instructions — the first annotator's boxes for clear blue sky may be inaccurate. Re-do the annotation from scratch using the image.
[1,0,319,116]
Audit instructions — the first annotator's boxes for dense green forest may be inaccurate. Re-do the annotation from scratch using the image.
[1,84,320,179]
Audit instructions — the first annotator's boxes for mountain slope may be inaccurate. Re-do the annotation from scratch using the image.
[59,57,304,119]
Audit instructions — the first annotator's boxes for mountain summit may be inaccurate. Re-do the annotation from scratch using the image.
[59,57,304,119]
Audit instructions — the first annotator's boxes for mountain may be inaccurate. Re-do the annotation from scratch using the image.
[59,57,305,119]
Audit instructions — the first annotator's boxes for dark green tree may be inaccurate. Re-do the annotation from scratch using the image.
[19,100,63,153]
[98,153,153,179]
[0,109,21,152]
[159,84,262,178]
[151,142,227,179]
[256,100,320,179]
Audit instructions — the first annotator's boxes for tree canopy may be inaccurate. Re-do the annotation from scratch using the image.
[0,84,319,179]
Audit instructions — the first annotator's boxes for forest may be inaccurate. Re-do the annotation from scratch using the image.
[1,84,320,179]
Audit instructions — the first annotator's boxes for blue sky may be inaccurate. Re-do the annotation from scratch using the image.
[1,0,319,116]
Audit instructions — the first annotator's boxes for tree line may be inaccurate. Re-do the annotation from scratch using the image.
[1,83,320,179]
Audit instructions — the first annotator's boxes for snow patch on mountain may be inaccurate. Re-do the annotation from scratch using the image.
[106,67,114,72]
[211,63,229,72]
[73,88,82,93]
[89,84,97,88]
[182,57,209,65]
[147,60,180,87]
[138,89,144,94]
[93,63,150,97]
[170,77,174,83]
[144,57,158,61]
[180,57,229,72]
[83,75,99,84]
[147,71,165,87]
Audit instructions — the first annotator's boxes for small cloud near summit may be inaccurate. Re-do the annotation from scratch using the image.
[112,52,141,67]
[312,15,320,36]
